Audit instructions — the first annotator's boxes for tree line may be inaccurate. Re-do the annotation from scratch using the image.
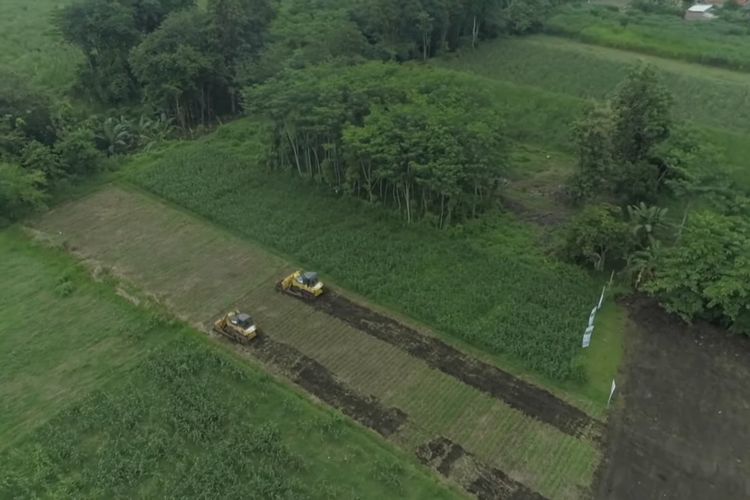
[245,63,506,226]
[561,65,749,336]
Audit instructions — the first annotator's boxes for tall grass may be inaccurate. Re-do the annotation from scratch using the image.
[440,35,750,133]
[547,5,750,71]
[126,119,600,382]
[438,38,750,190]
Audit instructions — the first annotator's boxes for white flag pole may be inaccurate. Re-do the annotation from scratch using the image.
[607,379,617,407]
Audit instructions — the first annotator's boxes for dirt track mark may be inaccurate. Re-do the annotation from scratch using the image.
[248,335,407,437]
[417,437,549,500]
[297,290,601,440]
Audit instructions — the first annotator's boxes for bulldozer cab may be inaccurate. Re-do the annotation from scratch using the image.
[297,271,319,287]
[230,312,254,329]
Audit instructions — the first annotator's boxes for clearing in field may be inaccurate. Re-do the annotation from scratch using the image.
[0,228,455,499]
[34,186,605,499]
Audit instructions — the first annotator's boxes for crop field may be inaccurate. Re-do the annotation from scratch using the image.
[123,120,623,395]
[547,5,750,71]
[441,35,750,133]
[438,36,750,190]
[0,228,459,499]
[33,186,609,499]
[0,0,81,96]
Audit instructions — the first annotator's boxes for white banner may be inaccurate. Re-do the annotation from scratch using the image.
[597,285,606,310]
[582,325,594,348]
[607,379,617,406]
[588,306,597,328]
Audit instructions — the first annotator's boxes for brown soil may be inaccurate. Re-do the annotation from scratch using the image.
[247,335,407,437]
[595,297,750,500]
[296,290,601,440]
[417,437,548,500]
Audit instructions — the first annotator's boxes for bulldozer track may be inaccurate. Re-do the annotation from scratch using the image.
[288,290,602,440]
[246,335,407,437]
[417,437,549,500]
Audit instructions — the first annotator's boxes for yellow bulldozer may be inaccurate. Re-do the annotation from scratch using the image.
[278,270,325,299]
[213,310,258,344]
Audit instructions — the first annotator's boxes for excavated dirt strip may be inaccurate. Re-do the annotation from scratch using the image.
[248,335,407,437]
[298,290,601,440]
[417,437,549,500]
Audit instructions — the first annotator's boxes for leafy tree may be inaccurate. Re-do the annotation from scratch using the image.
[611,64,672,165]
[506,0,550,34]
[246,63,506,225]
[20,141,64,182]
[55,129,105,176]
[0,73,57,145]
[55,0,141,103]
[569,64,674,204]
[0,163,47,222]
[130,9,228,128]
[208,0,275,110]
[568,104,615,202]
[642,211,750,335]
[559,203,633,271]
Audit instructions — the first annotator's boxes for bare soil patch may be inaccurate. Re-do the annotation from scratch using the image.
[595,297,750,499]
[298,290,602,440]
[247,335,407,437]
[418,437,548,500]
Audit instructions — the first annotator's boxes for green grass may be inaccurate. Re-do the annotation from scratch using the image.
[442,35,750,133]
[0,228,458,499]
[0,0,81,96]
[438,36,750,190]
[123,119,610,387]
[547,5,750,71]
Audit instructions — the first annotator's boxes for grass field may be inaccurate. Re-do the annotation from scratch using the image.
[0,0,81,96]
[0,228,459,499]
[121,119,618,386]
[439,36,750,190]
[547,5,750,71]
[32,186,606,499]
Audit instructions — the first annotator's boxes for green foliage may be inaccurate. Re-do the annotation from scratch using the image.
[547,5,750,71]
[506,0,551,34]
[55,128,105,176]
[0,162,47,221]
[570,64,673,204]
[128,118,599,381]
[246,62,507,225]
[642,211,750,335]
[559,203,633,271]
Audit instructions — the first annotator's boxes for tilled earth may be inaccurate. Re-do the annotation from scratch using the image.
[305,290,602,441]
[595,297,750,500]
[34,187,603,500]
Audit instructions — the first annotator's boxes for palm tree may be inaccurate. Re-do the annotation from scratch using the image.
[627,202,670,248]
[96,116,133,155]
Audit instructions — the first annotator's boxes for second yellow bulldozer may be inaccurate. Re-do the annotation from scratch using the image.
[278,270,325,299]
[213,310,259,344]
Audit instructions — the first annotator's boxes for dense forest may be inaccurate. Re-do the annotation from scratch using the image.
[1,0,748,336]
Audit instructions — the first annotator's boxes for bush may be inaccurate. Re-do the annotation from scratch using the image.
[0,162,47,222]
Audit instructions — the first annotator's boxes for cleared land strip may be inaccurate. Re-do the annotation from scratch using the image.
[418,437,547,500]
[34,187,599,500]
[299,291,602,440]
